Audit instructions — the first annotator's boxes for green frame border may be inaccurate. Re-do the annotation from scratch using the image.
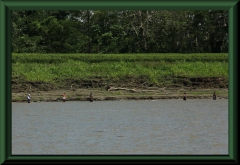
[0,0,238,164]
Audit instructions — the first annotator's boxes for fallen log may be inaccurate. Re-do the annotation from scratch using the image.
[107,87,136,92]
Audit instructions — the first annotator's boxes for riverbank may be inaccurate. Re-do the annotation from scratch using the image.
[12,76,229,102]
[12,53,228,102]
[12,87,228,102]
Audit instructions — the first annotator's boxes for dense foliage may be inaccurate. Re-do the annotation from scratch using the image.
[12,10,228,54]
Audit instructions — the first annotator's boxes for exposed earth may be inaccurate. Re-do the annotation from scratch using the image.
[12,77,228,102]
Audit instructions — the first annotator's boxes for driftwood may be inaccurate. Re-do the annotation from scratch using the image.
[107,86,167,93]
[107,87,136,92]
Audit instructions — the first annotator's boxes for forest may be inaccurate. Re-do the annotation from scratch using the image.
[12,10,228,54]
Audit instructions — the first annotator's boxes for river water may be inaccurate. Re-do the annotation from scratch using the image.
[12,99,228,155]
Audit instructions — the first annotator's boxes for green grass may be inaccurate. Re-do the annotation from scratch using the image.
[12,53,228,63]
[12,53,228,86]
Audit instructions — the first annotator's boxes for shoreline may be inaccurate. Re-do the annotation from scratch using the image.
[12,97,228,103]
[12,87,228,102]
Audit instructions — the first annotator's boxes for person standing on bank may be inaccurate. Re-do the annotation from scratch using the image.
[213,92,217,100]
[89,92,93,102]
[183,92,186,101]
[62,93,66,102]
[27,94,31,103]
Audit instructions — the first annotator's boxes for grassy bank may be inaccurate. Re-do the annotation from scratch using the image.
[12,53,228,87]
[12,53,228,101]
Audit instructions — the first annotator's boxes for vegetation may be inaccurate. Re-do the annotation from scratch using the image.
[12,53,228,88]
[11,10,229,101]
[12,10,228,54]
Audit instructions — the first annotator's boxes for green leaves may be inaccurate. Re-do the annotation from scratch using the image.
[12,10,228,54]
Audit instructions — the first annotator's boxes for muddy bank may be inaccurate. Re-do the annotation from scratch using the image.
[12,87,228,102]
[12,76,228,102]
[12,76,228,92]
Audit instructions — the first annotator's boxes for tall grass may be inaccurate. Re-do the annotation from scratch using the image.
[12,53,228,85]
[12,53,228,63]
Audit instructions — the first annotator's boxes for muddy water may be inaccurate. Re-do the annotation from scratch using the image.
[12,99,228,155]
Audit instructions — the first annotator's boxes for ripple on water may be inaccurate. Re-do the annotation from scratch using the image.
[12,99,228,155]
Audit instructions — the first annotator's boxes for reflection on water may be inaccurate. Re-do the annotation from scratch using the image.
[12,99,228,155]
